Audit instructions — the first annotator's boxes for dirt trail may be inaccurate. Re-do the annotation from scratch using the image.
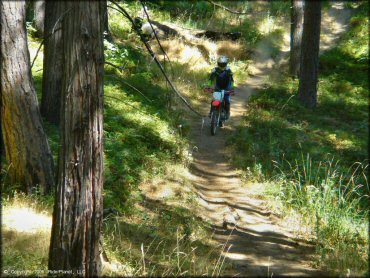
[189,74,322,277]
[187,3,351,276]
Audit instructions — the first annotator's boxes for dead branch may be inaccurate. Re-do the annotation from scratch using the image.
[205,0,249,15]
[109,0,205,118]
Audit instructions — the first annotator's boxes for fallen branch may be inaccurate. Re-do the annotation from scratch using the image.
[109,0,204,118]
[195,30,241,41]
[205,0,249,15]
[139,1,175,78]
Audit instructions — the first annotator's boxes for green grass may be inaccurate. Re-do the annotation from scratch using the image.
[232,2,369,275]
[101,196,232,276]
[2,6,233,276]
[272,155,368,275]
[3,1,368,276]
[2,192,54,275]
[103,76,187,211]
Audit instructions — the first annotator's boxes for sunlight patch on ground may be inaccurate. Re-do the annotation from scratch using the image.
[224,252,248,260]
[257,17,276,35]
[3,207,52,233]
[321,2,351,52]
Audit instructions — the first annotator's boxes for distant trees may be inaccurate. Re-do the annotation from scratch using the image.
[290,0,303,78]
[298,1,321,108]
[41,1,63,124]
[33,0,45,38]
[48,2,104,275]
[0,1,54,194]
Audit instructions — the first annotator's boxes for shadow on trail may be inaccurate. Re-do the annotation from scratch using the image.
[187,56,326,276]
[212,223,323,277]
[195,192,273,218]
[189,120,323,275]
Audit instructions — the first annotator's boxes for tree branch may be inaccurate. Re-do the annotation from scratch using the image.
[107,4,130,20]
[104,61,126,71]
[109,0,205,118]
[139,0,175,78]
[105,73,153,103]
[105,95,151,117]
[30,8,72,69]
[205,0,249,15]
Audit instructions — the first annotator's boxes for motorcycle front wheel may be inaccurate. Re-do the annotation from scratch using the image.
[210,107,220,136]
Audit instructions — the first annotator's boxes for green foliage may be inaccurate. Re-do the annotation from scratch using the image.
[267,1,291,16]
[146,0,212,22]
[103,40,188,211]
[104,40,129,63]
[232,0,369,179]
[103,87,185,211]
[5,1,368,276]
[238,20,262,46]
[25,1,34,23]
[273,156,368,274]
[232,4,369,274]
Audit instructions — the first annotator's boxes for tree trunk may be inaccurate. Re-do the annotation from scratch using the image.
[290,0,303,78]
[48,2,104,276]
[41,1,63,125]
[102,0,112,42]
[0,1,54,194]
[0,121,3,186]
[33,0,45,38]
[297,1,321,108]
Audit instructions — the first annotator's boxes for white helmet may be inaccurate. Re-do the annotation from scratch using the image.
[217,56,228,68]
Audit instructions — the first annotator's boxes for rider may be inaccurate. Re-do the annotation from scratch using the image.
[206,56,234,119]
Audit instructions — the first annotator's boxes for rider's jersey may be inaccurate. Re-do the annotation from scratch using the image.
[208,66,234,90]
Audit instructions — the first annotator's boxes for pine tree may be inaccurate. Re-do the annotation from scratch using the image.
[0,0,54,193]
[48,2,104,275]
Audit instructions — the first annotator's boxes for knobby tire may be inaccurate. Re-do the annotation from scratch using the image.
[210,107,219,136]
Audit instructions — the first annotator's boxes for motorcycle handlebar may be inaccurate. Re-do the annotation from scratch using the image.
[204,88,235,95]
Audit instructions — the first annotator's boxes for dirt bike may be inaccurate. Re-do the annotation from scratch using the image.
[205,88,234,136]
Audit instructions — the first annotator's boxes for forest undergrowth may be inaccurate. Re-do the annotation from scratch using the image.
[1,1,368,276]
[231,2,369,275]
[2,1,258,276]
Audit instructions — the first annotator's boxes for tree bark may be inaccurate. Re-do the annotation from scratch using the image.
[290,0,303,78]
[41,1,63,125]
[0,120,3,186]
[48,2,104,276]
[297,1,321,108]
[0,1,54,194]
[33,0,45,38]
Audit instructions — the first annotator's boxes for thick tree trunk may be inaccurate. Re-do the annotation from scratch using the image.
[290,0,303,78]
[297,1,321,108]
[0,121,3,185]
[48,2,104,276]
[33,0,45,38]
[0,1,54,194]
[41,1,63,125]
